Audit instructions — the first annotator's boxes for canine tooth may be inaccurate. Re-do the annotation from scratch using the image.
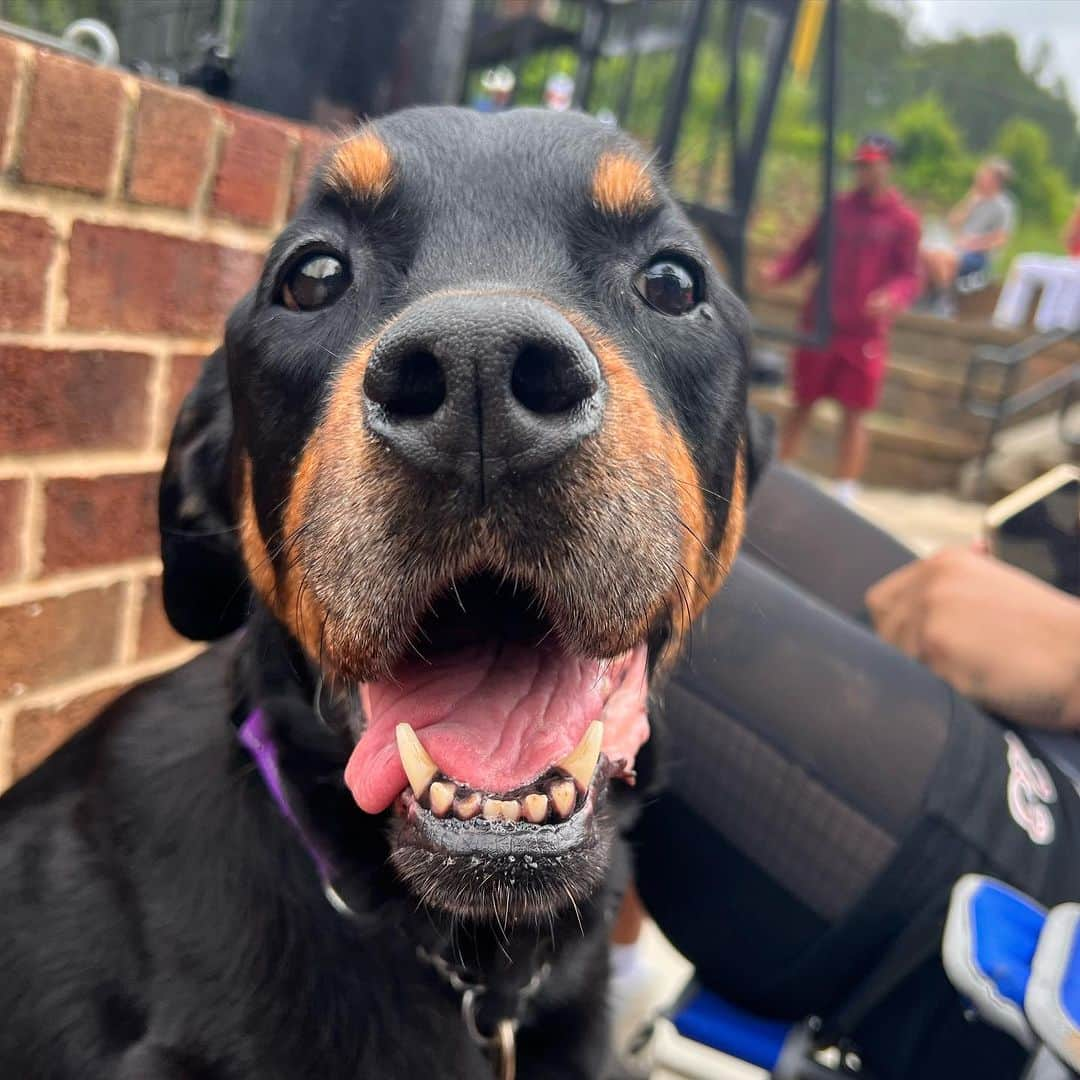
[548,779,576,819]
[482,799,522,822]
[454,791,482,820]
[395,723,438,798]
[429,781,455,817]
[556,720,603,793]
[522,793,549,823]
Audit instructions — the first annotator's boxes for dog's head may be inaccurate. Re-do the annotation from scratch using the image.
[162,107,766,923]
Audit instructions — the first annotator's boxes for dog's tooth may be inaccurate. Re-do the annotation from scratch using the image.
[522,793,549,824]
[556,720,603,793]
[482,798,522,822]
[548,779,576,820]
[395,723,438,798]
[488,799,524,820]
[428,781,455,817]
[454,791,482,820]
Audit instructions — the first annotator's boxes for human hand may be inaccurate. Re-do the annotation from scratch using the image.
[865,289,894,319]
[866,547,1080,729]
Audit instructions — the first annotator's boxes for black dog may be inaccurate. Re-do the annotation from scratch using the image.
[0,107,764,1079]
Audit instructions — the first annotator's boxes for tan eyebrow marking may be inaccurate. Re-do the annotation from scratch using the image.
[325,127,394,203]
[591,151,658,217]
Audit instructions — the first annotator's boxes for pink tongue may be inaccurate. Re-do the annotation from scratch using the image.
[345,642,646,814]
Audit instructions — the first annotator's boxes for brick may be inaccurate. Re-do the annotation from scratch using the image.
[0,211,57,331]
[12,681,129,778]
[66,222,263,336]
[163,353,208,440]
[212,106,293,227]
[290,126,334,215]
[18,50,126,196]
[0,346,151,455]
[41,472,159,575]
[0,37,21,168]
[0,583,124,698]
[0,478,27,582]
[127,85,215,210]
[136,575,184,659]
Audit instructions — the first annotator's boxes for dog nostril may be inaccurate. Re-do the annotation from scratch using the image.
[365,350,446,418]
[511,344,598,414]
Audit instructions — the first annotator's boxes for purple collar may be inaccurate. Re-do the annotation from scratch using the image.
[237,708,336,885]
[237,709,549,1067]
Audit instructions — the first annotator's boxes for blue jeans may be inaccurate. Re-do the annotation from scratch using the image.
[957,250,989,277]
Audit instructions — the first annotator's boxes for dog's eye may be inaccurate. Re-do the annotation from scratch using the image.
[635,257,700,316]
[280,253,350,312]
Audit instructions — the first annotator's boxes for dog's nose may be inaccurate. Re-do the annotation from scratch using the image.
[362,295,604,495]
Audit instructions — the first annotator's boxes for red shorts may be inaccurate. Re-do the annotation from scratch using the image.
[792,337,887,411]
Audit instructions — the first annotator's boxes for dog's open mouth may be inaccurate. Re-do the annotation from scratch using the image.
[340,573,650,915]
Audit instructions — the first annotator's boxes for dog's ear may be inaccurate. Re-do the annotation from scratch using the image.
[159,348,249,640]
[744,406,775,494]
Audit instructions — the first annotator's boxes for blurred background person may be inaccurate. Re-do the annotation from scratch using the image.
[921,157,1018,316]
[762,134,921,506]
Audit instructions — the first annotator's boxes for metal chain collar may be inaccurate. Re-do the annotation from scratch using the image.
[416,943,552,1080]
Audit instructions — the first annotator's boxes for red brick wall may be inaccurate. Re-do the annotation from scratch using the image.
[0,39,334,790]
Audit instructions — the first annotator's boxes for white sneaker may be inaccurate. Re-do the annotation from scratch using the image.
[833,479,860,507]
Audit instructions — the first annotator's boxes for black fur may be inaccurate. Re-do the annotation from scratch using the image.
[0,107,764,1078]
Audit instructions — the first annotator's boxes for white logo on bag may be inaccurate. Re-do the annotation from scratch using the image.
[1004,732,1057,845]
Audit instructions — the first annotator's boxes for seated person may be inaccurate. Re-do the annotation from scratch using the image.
[625,466,1080,1080]
[922,158,1018,311]
[994,198,1080,332]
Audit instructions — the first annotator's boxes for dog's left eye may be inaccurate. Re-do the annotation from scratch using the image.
[634,257,700,316]
[280,253,350,312]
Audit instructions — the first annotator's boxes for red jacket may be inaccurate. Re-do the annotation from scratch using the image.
[773,187,921,342]
[1065,208,1080,257]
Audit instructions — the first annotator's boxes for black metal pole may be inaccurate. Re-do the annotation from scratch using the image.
[615,0,645,127]
[811,0,838,349]
[655,0,711,173]
[573,0,609,112]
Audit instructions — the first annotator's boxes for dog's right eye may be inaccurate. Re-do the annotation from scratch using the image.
[280,253,350,312]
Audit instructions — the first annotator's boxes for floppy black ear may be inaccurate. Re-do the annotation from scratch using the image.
[159,348,250,640]
[744,405,775,494]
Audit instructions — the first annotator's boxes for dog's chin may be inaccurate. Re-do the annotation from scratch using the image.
[387,768,617,924]
[336,572,654,924]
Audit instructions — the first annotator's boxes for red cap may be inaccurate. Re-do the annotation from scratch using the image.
[852,134,896,164]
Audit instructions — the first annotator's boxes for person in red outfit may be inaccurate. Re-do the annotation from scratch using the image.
[763,134,921,504]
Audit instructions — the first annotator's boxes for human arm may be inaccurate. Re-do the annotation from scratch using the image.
[946,190,977,232]
[959,228,1010,254]
[866,547,1080,730]
[762,215,822,286]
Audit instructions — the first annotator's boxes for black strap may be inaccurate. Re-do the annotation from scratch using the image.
[819,903,947,1045]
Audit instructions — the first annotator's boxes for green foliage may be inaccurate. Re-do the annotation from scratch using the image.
[893,95,971,205]
[1,0,126,37]
[839,0,1080,184]
[464,0,1079,240]
[994,118,1072,225]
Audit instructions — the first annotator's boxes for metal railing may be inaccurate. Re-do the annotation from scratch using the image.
[963,330,1080,495]
[0,0,237,85]
[461,0,838,344]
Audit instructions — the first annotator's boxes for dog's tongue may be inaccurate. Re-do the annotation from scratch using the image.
[346,642,646,814]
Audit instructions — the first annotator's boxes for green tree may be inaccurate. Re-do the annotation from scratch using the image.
[994,117,1072,226]
[893,95,971,205]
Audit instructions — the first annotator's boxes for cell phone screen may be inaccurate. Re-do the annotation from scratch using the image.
[992,478,1080,596]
